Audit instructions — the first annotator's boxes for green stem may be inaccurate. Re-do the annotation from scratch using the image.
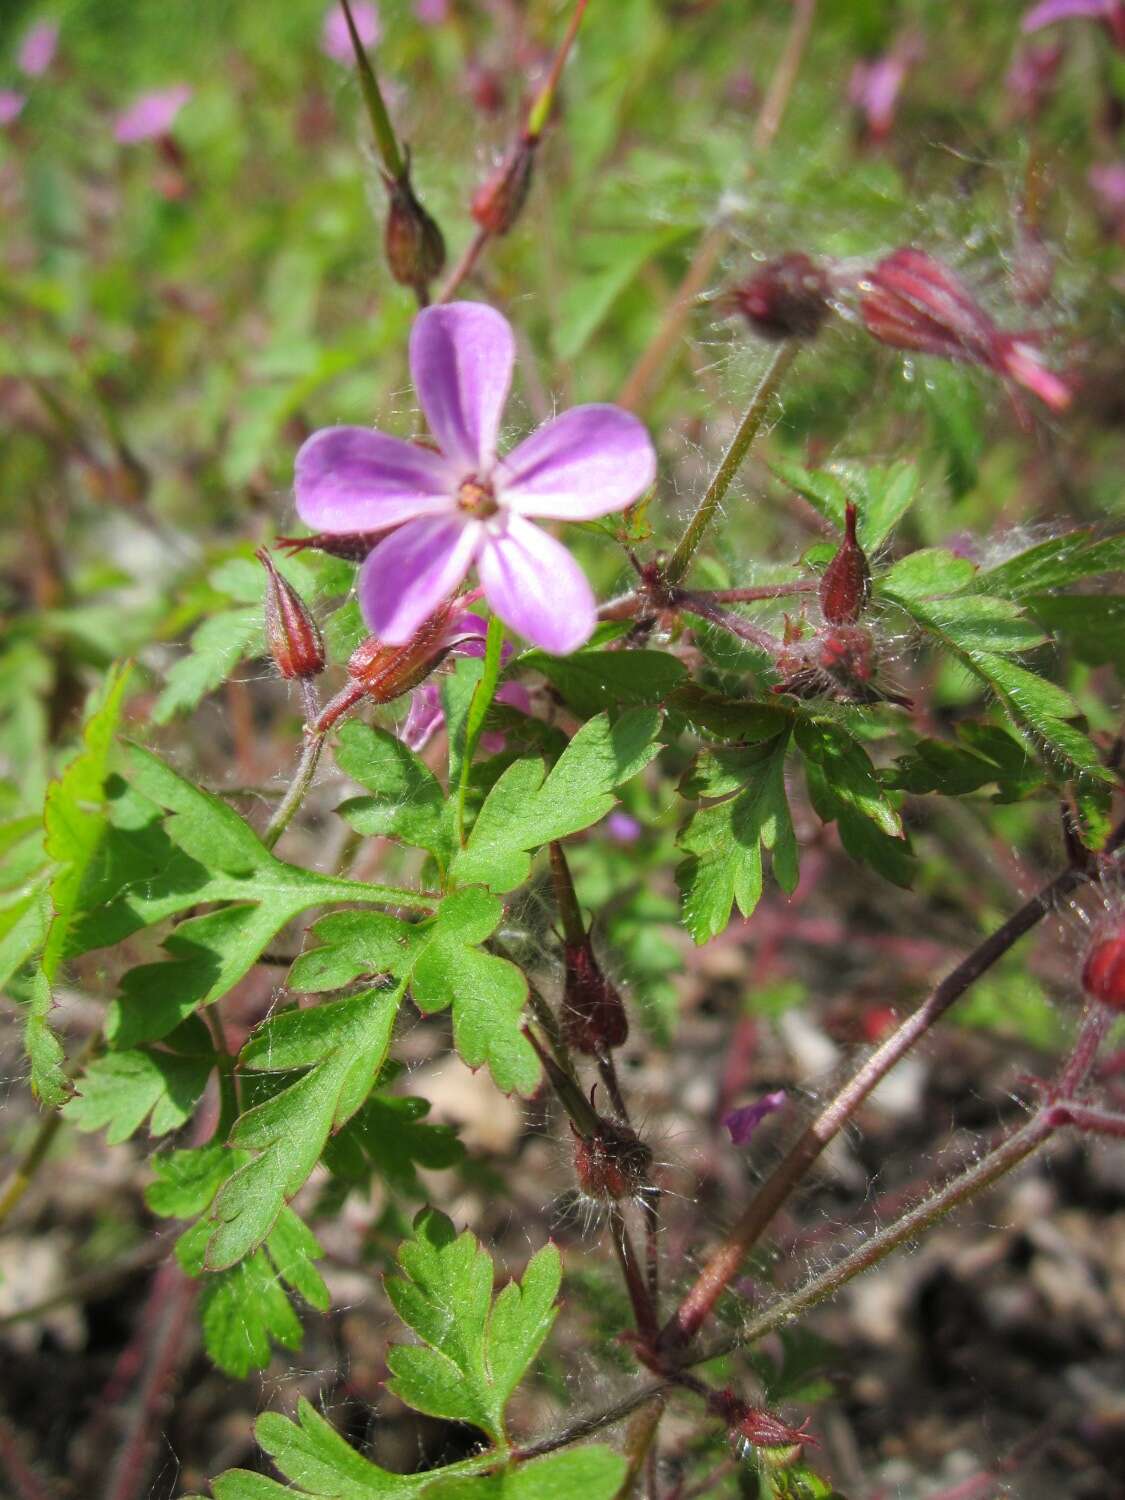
[340,0,404,178]
[263,727,326,852]
[663,342,798,587]
[456,615,505,845]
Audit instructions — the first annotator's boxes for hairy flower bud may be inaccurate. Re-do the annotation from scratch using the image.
[346,599,461,704]
[859,247,1071,412]
[471,135,537,236]
[276,530,385,561]
[573,1116,652,1202]
[384,167,446,293]
[1082,923,1125,1011]
[819,503,871,624]
[562,937,629,1054]
[730,253,832,341]
[257,548,325,680]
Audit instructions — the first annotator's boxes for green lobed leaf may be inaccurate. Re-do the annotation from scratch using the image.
[877,548,977,601]
[72,746,433,1048]
[421,1448,629,1499]
[517,647,686,718]
[151,607,263,726]
[289,888,537,1096]
[451,709,662,892]
[322,1093,464,1198]
[971,529,1125,599]
[1026,594,1125,669]
[335,722,449,864]
[772,458,918,549]
[202,985,403,1268]
[31,663,133,1103]
[65,1020,214,1143]
[676,733,797,944]
[385,1209,561,1445]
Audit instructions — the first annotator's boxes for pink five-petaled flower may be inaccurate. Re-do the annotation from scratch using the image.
[294,302,657,655]
[114,85,193,144]
[321,1,380,63]
[18,19,59,78]
[1023,0,1125,47]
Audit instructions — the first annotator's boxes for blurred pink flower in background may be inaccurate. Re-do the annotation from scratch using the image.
[17,19,59,77]
[605,810,643,844]
[0,89,26,126]
[848,35,922,141]
[1022,0,1125,48]
[1089,161,1125,237]
[415,0,450,23]
[321,2,380,63]
[1005,41,1064,117]
[114,85,193,144]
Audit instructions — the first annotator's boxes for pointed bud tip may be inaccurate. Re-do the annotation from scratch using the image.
[258,548,325,680]
[470,137,537,236]
[819,506,871,624]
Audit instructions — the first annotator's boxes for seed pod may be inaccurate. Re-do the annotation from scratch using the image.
[573,1116,653,1202]
[1082,925,1125,1012]
[730,253,832,341]
[384,166,446,294]
[471,135,537,236]
[562,937,629,1054]
[819,502,871,624]
[257,549,325,680]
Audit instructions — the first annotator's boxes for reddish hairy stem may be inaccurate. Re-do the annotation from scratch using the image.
[436,224,491,304]
[662,824,1125,1350]
[674,592,784,655]
[609,1205,659,1344]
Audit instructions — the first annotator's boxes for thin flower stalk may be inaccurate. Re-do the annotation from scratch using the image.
[663,342,799,587]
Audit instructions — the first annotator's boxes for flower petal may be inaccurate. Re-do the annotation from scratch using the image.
[498,405,656,520]
[1022,0,1111,31]
[477,516,596,654]
[410,302,514,471]
[294,426,455,533]
[358,515,480,644]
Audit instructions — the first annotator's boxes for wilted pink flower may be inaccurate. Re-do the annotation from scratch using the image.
[17,19,59,77]
[723,1091,787,1147]
[114,85,192,144]
[321,1,380,63]
[860,247,1071,412]
[294,302,656,655]
[399,612,531,751]
[1023,0,1125,48]
[0,90,26,126]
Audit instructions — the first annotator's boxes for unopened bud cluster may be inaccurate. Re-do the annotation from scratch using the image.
[729,244,1071,412]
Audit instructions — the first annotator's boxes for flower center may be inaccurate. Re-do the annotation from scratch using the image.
[457,475,499,519]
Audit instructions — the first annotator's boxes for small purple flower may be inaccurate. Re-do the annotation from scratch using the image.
[723,1091,787,1146]
[848,54,909,139]
[294,302,656,655]
[17,19,59,77]
[605,810,643,844]
[322,1,380,63]
[114,85,193,144]
[0,90,26,126]
[1023,0,1125,46]
[398,611,532,751]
